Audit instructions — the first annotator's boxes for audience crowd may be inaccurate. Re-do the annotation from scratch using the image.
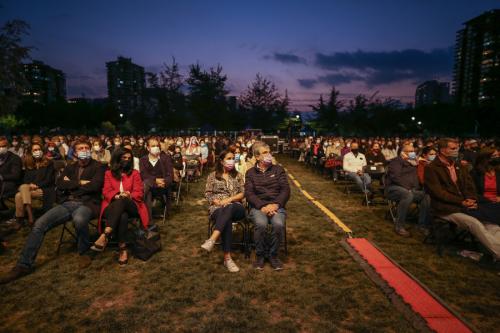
[0,132,498,283]
[291,135,500,259]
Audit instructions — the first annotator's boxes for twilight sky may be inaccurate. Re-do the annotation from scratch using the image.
[1,0,498,110]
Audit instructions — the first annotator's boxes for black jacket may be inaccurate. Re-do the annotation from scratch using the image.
[0,151,23,196]
[56,159,105,216]
[139,152,174,187]
[386,157,420,190]
[23,162,55,189]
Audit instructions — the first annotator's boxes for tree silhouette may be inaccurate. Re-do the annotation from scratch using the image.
[239,74,288,130]
[0,20,32,115]
[186,63,229,129]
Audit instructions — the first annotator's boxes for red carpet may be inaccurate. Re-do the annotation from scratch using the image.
[347,238,473,333]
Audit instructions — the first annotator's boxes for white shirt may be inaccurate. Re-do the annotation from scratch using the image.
[343,152,367,173]
[149,155,159,167]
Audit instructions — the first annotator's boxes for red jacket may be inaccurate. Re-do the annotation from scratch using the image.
[99,170,149,231]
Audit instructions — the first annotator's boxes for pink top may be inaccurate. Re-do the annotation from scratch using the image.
[483,173,497,203]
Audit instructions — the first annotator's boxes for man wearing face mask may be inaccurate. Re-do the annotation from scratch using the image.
[139,137,173,222]
[343,141,373,199]
[0,138,105,284]
[245,141,290,271]
[386,143,431,237]
[425,138,500,260]
[0,137,23,210]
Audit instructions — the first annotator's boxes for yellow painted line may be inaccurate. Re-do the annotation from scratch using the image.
[301,189,315,201]
[287,169,353,235]
[313,201,353,234]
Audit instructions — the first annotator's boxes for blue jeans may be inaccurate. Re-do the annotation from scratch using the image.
[249,207,286,258]
[386,186,431,229]
[17,201,94,269]
[347,172,372,193]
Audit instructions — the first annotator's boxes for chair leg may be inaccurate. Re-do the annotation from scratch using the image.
[56,223,67,255]
[284,224,288,256]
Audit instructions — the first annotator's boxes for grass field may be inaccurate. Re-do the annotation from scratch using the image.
[0,155,498,332]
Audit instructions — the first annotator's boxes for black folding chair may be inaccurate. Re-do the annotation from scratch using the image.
[208,215,250,258]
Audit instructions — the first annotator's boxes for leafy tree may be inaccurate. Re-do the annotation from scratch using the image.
[186,63,229,129]
[312,86,343,133]
[239,74,288,131]
[0,20,32,114]
[158,57,187,129]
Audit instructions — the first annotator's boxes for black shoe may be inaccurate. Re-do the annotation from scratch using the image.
[0,266,32,284]
[416,226,430,237]
[253,256,265,270]
[269,256,283,271]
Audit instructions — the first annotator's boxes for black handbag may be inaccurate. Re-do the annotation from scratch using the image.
[132,224,162,261]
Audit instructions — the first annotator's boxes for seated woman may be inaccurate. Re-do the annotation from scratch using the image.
[91,147,149,265]
[471,151,500,224]
[417,146,437,186]
[201,150,245,273]
[91,139,111,166]
[15,143,55,227]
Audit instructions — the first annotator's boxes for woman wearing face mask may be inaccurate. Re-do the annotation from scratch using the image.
[91,140,111,166]
[14,144,55,227]
[45,141,62,161]
[9,138,24,158]
[201,150,245,273]
[417,146,437,186]
[472,151,500,205]
[382,141,398,161]
[92,148,149,265]
[200,140,209,174]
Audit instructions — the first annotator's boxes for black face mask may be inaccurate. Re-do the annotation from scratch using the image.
[351,149,359,154]
[490,157,500,166]
[120,160,132,171]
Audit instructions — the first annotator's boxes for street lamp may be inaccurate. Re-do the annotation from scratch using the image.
[119,113,124,118]
[411,116,415,121]
[417,121,422,125]
[296,115,300,119]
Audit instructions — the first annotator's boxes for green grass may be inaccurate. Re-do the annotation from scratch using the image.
[0,156,497,332]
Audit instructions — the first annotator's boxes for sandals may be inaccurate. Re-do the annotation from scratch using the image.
[118,246,128,266]
[90,233,111,252]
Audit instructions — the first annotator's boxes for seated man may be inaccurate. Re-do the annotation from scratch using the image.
[139,137,173,223]
[0,138,105,284]
[343,141,373,197]
[386,143,431,237]
[0,137,23,210]
[425,138,500,260]
[245,141,290,271]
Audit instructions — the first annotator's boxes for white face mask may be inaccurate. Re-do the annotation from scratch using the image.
[93,145,101,152]
[0,147,8,155]
[32,151,43,159]
[150,146,160,155]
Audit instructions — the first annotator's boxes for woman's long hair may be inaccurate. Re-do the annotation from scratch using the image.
[24,143,50,170]
[215,150,238,180]
[110,147,134,180]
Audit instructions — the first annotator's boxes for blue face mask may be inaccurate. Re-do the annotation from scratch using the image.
[77,150,91,160]
[428,155,436,162]
[408,152,417,160]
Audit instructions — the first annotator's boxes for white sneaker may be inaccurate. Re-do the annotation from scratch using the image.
[224,258,240,273]
[201,239,215,252]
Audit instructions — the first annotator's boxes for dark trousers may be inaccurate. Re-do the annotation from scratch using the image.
[103,198,138,243]
[144,182,169,222]
[210,203,246,252]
